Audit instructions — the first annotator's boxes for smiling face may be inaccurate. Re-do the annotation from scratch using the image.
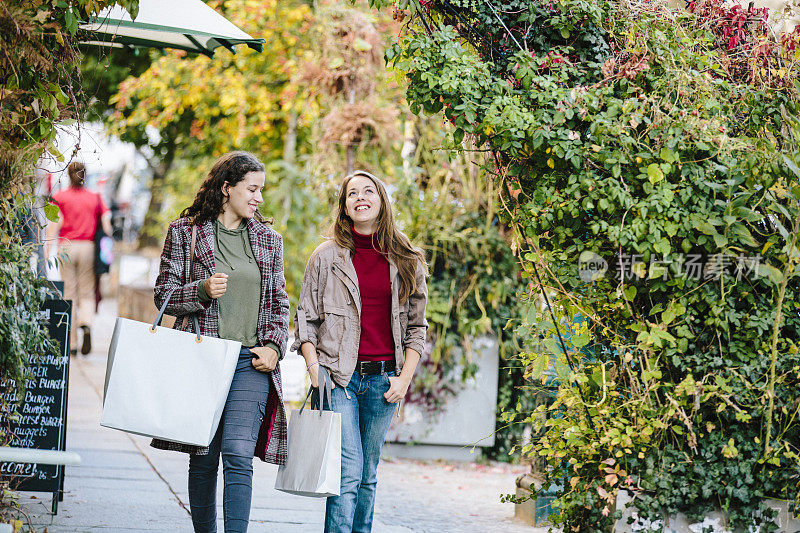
[222,171,265,220]
[344,175,383,234]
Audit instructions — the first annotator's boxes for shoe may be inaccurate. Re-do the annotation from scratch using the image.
[80,325,92,355]
[70,349,77,357]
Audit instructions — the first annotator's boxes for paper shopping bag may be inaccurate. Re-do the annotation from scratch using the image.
[275,367,341,497]
[275,408,342,497]
[100,316,240,447]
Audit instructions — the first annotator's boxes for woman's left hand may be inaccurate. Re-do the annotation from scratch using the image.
[250,346,279,373]
[384,375,411,403]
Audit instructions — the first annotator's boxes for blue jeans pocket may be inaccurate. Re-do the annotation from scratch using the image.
[382,371,396,402]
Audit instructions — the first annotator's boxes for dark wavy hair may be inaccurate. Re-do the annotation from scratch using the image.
[180,151,266,225]
[331,170,428,304]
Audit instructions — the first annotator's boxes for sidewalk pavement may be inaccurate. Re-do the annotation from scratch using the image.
[12,299,542,532]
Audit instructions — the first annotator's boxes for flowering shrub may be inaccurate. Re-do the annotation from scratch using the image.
[377,0,800,528]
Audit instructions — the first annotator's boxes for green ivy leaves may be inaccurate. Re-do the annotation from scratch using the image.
[388,0,800,527]
[646,163,664,184]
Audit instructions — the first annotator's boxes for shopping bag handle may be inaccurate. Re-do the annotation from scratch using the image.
[152,224,201,342]
[152,286,202,342]
[300,365,334,417]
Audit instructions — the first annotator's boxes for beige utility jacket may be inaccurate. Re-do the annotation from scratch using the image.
[291,240,428,387]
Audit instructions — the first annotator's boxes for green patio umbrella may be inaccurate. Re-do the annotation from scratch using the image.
[80,0,264,56]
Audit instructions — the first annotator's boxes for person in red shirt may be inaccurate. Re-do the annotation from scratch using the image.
[46,162,112,355]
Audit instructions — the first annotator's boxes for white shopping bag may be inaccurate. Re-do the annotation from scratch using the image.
[100,289,240,447]
[45,253,61,281]
[275,367,341,497]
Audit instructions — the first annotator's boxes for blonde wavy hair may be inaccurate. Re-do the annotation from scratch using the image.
[331,170,428,303]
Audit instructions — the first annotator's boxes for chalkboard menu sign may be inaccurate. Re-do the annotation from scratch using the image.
[0,298,71,510]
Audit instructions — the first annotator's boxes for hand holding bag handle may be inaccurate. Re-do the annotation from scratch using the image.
[300,365,334,416]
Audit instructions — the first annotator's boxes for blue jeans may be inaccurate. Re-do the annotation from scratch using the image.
[323,370,397,533]
[188,347,270,533]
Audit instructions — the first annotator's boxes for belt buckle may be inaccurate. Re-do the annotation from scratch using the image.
[357,361,377,375]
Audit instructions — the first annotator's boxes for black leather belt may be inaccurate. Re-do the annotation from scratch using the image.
[355,360,393,375]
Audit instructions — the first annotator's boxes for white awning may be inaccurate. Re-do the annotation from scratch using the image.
[80,0,264,56]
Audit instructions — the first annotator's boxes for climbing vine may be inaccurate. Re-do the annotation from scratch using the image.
[377,0,800,528]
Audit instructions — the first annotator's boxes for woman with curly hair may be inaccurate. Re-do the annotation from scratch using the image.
[152,151,289,532]
[293,170,429,532]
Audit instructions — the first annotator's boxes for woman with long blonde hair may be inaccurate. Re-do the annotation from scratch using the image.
[293,170,428,532]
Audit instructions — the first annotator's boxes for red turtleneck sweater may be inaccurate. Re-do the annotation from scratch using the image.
[351,228,395,362]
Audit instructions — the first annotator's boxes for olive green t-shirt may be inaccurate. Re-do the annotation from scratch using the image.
[197,219,262,348]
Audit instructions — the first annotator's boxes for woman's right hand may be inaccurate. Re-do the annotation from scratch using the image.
[204,273,228,299]
[307,361,337,390]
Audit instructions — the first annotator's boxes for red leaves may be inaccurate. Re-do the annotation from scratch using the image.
[530,50,568,72]
[600,54,650,82]
[780,25,800,52]
[685,0,791,87]
[689,0,768,51]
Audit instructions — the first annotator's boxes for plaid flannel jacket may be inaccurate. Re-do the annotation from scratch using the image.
[150,217,289,465]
